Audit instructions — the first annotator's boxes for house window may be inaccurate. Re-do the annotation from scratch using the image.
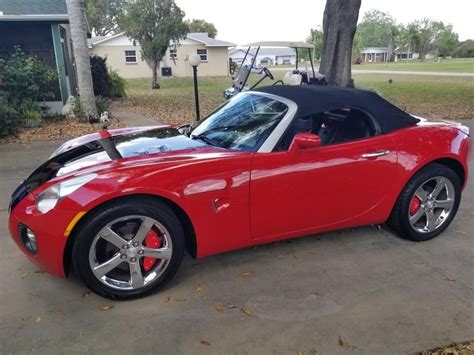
[125,50,137,63]
[197,49,207,61]
[169,49,178,59]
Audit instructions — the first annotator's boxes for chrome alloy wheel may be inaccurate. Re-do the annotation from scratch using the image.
[408,176,455,234]
[88,215,173,290]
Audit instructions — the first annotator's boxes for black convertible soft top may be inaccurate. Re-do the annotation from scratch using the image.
[256,85,418,133]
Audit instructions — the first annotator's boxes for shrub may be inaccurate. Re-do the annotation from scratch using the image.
[95,95,110,114]
[0,46,57,106]
[90,55,110,97]
[0,46,57,135]
[108,69,127,98]
[0,93,20,137]
[90,55,127,99]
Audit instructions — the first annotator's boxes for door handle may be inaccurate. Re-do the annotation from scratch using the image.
[361,150,390,158]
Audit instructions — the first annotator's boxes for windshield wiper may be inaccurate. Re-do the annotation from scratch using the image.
[190,134,221,147]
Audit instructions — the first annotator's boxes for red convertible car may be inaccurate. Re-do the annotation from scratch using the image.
[9,85,471,299]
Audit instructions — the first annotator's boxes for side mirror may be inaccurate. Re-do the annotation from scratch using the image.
[289,133,321,154]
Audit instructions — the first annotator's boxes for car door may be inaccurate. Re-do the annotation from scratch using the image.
[249,134,398,240]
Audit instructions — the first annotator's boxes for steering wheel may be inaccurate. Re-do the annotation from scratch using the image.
[263,67,274,80]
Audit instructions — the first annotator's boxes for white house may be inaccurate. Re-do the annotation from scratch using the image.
[88,32,235,78]
[361,47,389,63]
[229,47,297,66]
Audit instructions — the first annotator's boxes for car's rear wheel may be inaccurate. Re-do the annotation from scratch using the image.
[388,163,461,241]
[72,198,185,300]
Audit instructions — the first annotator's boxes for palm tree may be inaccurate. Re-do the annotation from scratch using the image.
[66,0,97,119]
[402,24,421,60]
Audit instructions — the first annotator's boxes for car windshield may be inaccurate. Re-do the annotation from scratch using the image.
[190,93,288,152]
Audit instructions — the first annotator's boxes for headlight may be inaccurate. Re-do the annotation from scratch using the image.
[36,174,97,214]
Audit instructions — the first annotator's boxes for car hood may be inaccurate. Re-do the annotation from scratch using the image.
[23,125,216,192]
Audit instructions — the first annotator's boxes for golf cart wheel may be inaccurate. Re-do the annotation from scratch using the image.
[72,197,185,300]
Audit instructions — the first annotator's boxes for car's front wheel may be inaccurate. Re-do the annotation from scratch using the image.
[72,197,185,300]
[388,163,461,241]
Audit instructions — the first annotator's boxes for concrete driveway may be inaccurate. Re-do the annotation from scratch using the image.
[1,122,473,354]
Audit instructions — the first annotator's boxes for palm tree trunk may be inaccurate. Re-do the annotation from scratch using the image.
[66,0,97,119]
[319,0,361,87]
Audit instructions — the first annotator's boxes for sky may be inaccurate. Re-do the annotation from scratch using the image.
[175,0,473,45]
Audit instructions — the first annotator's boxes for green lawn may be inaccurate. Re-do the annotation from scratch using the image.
[355,58,474,73]
[114,72,473,125]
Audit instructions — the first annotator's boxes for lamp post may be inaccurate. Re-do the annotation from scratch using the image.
[189,54,201,121]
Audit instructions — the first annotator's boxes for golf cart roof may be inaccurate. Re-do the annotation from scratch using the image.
[244,41,314,49]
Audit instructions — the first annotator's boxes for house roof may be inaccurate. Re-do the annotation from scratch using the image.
[245,41,314,49]
[186,32,236,47]
[229,47,297,57]
[0,0,68,21]
[89,32,235,48]
[361,47,388,54]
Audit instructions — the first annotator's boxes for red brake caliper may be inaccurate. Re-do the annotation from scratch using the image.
[409,196,421,216]
[143,229,161,272]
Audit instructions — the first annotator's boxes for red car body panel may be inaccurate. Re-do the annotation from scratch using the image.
[8,119,471,277]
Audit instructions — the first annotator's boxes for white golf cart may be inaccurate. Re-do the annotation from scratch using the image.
[224,41,326,99]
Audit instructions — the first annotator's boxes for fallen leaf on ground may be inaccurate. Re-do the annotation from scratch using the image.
[21,316,32,321]
[200,340,211,346]
[21,272,28,279]
[202,295,208,300]
[164,296,171,303]
[215,305,224,313]
[226,305,237,309]
[455,230,466,234]
[195,284,203,292]
[241,272,252,277]
[55,309,65,316]
[35,270,47,274]
[338,336,344,347]
[242,308,252,316]
[174,298,186,303]
[81,291,90,298]
[100,304,114,310]
[297,351,303,355]
[443,276,456,282]
[35,316,42,323]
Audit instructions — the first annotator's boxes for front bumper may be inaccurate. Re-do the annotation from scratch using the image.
[9,192,80,277]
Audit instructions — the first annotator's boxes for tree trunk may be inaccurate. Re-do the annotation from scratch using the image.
[151,61,160,89]
[319,0,361,87]
[66,0,97,119]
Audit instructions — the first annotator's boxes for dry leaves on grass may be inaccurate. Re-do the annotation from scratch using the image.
[0,118,124,144]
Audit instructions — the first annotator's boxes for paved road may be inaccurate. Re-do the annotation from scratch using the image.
[271,66,474,77]
[1,122,473,354]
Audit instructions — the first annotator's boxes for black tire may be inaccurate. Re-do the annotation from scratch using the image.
[72,197,185,300]
[387,163,461,241]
